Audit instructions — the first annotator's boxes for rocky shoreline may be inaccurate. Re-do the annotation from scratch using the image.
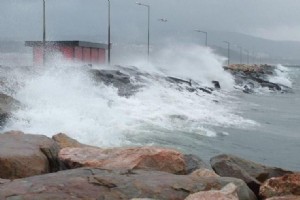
[0,63,291,129]
[0,64,298,199]
[224,64,292,93]
[0,131,299,200]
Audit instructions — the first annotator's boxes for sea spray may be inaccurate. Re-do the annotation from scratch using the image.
[267,64,292,88]
[2,45,257,147]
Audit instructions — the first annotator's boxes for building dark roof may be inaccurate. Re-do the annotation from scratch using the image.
[25,41,108,49]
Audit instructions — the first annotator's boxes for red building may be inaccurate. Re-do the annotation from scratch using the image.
[25,41,108,65]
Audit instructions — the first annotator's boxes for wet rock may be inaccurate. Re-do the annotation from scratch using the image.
[0,93,19,128]
[184,183,239,200]
[198,87,212,94]
[212,80,221,89]
[210,154,293,197]
[0,167,257,200]
[183,154,211,174]
[225,64,291,93]
[90,69,140,97]
[52,133,94,149]
[59,146,187,174]
[0,131,61,179]
[260,173,300,199]
[167,76,192,86]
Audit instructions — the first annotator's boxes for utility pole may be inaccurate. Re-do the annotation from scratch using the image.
[237,46,242,64]
[245,50,249,65]
[194,30,208,47]
[136,2,150,60]
[107,0,111,64]
[223,41,230,66]
[43,0,46,66]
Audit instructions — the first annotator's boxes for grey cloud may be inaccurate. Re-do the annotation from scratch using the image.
[1,0,300,42]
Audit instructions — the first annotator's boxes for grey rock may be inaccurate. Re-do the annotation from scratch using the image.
[0,167,257,200]
[210,154,293,198]
[184,154,211,174]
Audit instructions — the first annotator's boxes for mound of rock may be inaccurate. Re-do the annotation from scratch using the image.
[224,64,291,93]
[59,146,187,174]
[210,154,293,197]
[184,183,239,200]
[0,167,257,200]
[0,131,61,179]
[260,173,300,199]
[3,131,300,200]
[52,132,94,149]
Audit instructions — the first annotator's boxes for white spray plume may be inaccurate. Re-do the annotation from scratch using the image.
[114,43,234,89]
[2,47,255,147]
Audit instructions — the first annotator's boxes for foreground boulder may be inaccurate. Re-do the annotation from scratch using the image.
[52,133,93,149]
[0,131,61,179]
[210,154,293,197]
[184,183,239,200]
[0,167,257,200]
[59,146,187,174]
[260,173,300,199]
[184,154,211,174]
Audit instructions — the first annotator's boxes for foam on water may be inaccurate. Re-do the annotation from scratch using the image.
[268,64,292,87]
[2,45,257,147]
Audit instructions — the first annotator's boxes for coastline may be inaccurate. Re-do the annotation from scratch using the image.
[0,131,298,199]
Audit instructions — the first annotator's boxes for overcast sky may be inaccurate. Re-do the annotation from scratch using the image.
[1,0,300,43]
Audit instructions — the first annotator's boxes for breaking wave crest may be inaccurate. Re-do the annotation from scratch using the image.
[2,45,257,146]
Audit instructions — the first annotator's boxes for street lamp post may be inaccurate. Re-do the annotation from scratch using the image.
[194,30,207,47]
[252,50,256,64]
[43,0,46,66]
[237,46,242,64]
[136,2,150,60]
[107,0,111,65]
[223,41,230,66]
[245,50,250,65]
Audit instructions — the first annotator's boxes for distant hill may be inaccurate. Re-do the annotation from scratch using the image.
[189,31,300,65]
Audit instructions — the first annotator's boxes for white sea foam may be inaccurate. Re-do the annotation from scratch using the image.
[2,45,257,147]
[268,64,292,87]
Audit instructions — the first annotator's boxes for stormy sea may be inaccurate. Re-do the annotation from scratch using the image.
[1,44,299,171]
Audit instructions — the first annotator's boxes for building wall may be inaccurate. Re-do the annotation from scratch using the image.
[74,47,83,61]
[60,46,74,60]
[33,47,43,66]
[98,49,106,63]
[32,44,106,65]
[83,47,91,62]
[91,48,99,63]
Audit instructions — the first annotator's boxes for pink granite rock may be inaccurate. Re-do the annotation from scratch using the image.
[59,146,186,174]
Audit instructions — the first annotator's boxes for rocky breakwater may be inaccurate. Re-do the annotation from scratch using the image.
[89,65,221,98]
[224,64,291,93]
[0,131,257,200]
[0,131,298,199]
[210,154,294,199]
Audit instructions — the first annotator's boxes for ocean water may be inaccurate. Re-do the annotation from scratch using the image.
[1,45,299,171]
